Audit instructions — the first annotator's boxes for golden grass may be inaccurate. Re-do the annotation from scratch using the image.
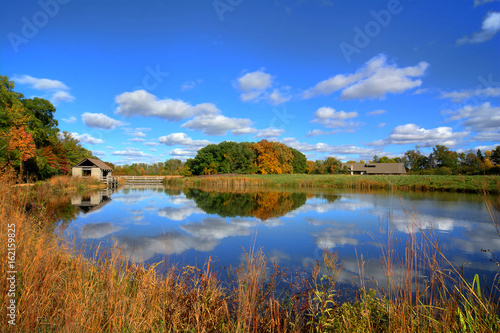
[1,169,500,332]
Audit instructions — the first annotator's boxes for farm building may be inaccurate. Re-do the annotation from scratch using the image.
[72,158,113,179]
[341,163,406,175]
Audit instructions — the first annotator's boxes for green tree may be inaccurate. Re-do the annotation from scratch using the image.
[491,146,500,165]
[290,148,307,174]
[431,145,458,170]
[165,158,183,174]
[323,156,342,174]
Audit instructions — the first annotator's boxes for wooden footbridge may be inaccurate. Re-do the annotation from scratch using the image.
[119,176,167,185]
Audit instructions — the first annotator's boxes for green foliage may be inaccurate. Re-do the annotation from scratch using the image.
[290,147,307,174]
[0,75,94,180]
[491,146,500,165]
[186,140,300,176]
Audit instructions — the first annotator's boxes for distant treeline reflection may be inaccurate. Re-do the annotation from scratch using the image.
[185,189,321,220]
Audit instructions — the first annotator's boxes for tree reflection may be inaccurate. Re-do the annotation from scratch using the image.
[185,189,307,220]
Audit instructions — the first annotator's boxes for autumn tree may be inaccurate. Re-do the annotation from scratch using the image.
[252,139,293,174]
[0,75,95,180]
[8,126,36,176]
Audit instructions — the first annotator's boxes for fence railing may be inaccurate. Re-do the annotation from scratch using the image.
[119,176,166,184]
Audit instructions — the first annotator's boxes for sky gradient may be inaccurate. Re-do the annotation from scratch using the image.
[2,0,500,164]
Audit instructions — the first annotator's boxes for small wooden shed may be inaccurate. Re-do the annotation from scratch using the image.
[72,158,113,179]
[341,163,406,175]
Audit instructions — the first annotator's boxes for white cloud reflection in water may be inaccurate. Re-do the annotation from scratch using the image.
[64,187,500,287]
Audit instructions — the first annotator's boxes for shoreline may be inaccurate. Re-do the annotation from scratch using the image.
[165,174,500,194]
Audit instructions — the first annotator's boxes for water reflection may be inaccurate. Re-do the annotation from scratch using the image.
[60,186,500,289]
[71,188,115,214]
[185,189,308,220]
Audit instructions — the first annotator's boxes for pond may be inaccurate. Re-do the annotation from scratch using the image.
[58,185,500,290]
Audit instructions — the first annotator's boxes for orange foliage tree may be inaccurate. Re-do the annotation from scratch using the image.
[252,139,293,174]
[8,126,36,176]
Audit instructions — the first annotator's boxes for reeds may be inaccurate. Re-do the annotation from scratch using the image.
[1,169,500,332]
[167,174,500,194]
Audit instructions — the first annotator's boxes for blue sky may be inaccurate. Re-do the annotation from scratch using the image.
[2,0,499,164]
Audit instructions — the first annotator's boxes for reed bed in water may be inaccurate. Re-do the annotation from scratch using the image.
[166,174,500,194]
[1,170,500,332]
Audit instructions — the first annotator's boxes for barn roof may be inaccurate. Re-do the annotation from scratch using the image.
[73,158,113,171]
[341,163,406,174]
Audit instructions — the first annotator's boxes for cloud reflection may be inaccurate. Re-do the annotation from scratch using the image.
[81,222,122,239]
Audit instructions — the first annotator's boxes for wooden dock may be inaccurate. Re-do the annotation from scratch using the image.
[101,176,119,188]
[119,176,166,185]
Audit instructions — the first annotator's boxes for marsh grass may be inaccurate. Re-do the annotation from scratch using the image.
[1,170,500,332]
[166,174,500,194]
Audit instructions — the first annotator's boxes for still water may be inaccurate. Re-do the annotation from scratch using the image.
[58,185,500,287]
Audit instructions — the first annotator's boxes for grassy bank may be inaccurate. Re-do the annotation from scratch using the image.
[1,171,500,332]
[167,174,500,194]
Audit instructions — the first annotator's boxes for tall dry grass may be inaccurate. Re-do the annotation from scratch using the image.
[1,169,500,332]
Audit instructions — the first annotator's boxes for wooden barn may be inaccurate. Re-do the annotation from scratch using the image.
[341,163,406,175]
[72,158,113,180]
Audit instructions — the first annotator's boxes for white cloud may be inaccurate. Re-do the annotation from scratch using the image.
[268,88,291,105]
[51,91,75,103]
[474,131,500,141]
[474,0,499,6]
[82,113,126,129]
[112,147,152,157]
[312,107,359,128]
[457,12,500,45]
[159,132,213,147]
[305,129,343,137]
[69,132,104,145]
[369,124,469,147]
[303,54,428,100]
[12,74,75,104]
[129,138,145,143]
[439,87,500,103]
[282,137,374,156]
[92,150,107,157]
[236,69,290,105]
[180,79,202,91]
[238,70,272,92]
[145,142,159,146]
[340,61,428,100]
[62,116,77,124]
[302,63,371,98]
[132,131,146,137]
[367,109,386,115]
[255,127,285,139]
[443,102,500,140]
[237,69,279,103]
[182,114,255,136]
[115,90,219,120]
[169,148,199,158]
[12,74,68,90]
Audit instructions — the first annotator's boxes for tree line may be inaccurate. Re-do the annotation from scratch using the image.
[117,143,500,177]
[0,75,95,180]
[3,74,498,179]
